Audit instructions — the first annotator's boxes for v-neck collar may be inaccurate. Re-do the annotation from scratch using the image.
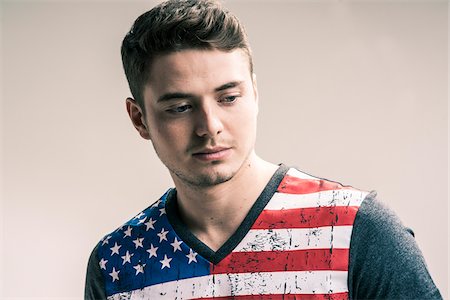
[165,164,289,264]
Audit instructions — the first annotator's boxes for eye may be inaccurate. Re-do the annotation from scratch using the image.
[167,104,192,114]
[220,95,239,104]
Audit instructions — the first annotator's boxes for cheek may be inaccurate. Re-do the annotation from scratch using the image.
[151,120,191,149]
[234,105,258,129]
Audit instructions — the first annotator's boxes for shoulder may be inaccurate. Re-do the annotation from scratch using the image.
[277,167,441,298]
[86,189,174,295]
[276,167,370,206]
[349,192,442,299]
[271,167,370,232]
[350,192,419,258]
[95,190,171,259]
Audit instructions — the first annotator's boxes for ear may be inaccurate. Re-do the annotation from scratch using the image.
[252,73,259,114]
[126,98,151,140]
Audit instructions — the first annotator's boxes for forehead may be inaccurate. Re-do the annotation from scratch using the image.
[145,49,252,95]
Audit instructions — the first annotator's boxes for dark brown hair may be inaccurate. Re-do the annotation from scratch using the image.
[121,0,253,109]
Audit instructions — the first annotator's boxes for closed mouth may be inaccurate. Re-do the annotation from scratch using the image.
[193,147,230,155]
[191,147,232,161]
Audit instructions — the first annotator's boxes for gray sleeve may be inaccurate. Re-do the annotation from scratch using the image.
[85,244,107,300]
[348,192,442,299]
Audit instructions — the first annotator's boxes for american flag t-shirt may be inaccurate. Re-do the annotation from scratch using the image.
[95,166,369,299]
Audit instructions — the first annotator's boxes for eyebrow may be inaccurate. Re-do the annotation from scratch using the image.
[214,81,244,92]
[157,81,244,103]
[157,92,194,103]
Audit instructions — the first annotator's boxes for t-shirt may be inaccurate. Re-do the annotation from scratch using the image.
[85,165,442,299]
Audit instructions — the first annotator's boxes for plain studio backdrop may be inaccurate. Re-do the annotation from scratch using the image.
[0,0,448,298]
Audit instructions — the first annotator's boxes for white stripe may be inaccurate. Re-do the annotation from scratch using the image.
[266,189,369,210]
[286,168,318,180]
[234,226,353,252]
[108,271,348,299]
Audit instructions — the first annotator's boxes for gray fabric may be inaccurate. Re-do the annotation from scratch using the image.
[348,191,442,299]
[85,244,107,300]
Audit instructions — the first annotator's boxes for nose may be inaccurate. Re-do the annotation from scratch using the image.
[194,103,223,138]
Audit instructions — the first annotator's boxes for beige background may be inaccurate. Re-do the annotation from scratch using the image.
[1,0,448,298]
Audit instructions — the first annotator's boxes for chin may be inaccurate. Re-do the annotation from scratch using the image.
[165,150,253,188]
[193,173,234,187]
[175,166,236,187]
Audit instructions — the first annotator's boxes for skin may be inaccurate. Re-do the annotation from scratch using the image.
[127,49,278,251]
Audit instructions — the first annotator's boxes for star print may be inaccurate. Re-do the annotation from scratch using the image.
[160,254,172,269]
[101,235,111,246]
[159,207,166,216]
[157,228,169,242]
[123,226,132,238]
[144,218,157,231]
[137,217,147,225]
[110,242,121,256]
[186,249,198,264]
[147,244,158,258]
[99,258,108,270]
[115,225,124,233]
[133,237,144,249]
[133,212,145,219]
[170,237,183,252]
[121,250,134,265]
[152,200,161,208]
[133,263,146,275]
[109,267,120,282]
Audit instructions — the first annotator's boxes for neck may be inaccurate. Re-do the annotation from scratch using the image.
[171,154,278,250]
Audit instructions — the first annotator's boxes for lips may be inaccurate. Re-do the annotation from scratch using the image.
[192,147,232,161]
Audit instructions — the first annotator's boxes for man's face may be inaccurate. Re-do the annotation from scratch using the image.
[129,49,259,187]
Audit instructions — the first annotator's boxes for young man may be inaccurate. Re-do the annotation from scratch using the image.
[85,0,442,299]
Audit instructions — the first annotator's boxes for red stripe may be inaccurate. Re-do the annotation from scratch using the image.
[277,175,353,195]
[252,206,359,229]
[195,292,349,300]
[211,249,349,274]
